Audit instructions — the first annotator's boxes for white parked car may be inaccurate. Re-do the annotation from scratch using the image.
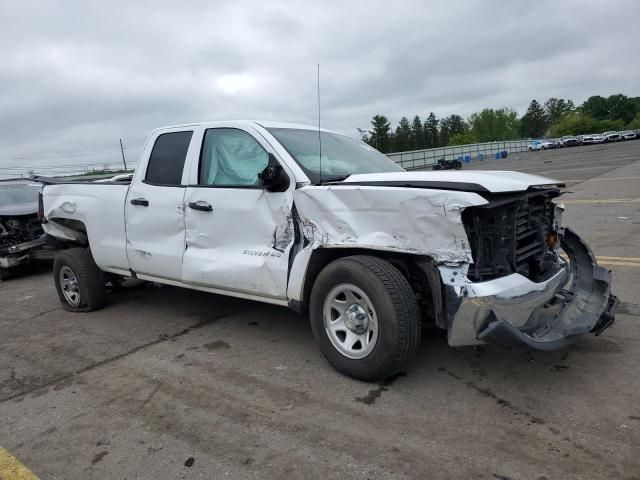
[602,131,621,142]
[620,130,636,141]
[581,133,606,144]
[38,120,618,381]
[528,140,543,151]
[527,140,555,151]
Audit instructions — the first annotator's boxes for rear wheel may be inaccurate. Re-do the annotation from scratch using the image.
[309,255,421,381]
[53,248,106,312]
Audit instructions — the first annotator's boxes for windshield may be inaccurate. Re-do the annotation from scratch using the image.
[267,128,404,183]
[0,183,41,206]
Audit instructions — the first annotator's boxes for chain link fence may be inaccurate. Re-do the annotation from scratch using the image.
[386,140,531,170]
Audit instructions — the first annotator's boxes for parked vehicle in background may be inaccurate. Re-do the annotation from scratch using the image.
[621,130,637,141]
[602,131,621,142]
[528,140,543,151]
[561,135,580,147]
[39,120,618,381]
[0,180,56,280]
[528,139,555,151]
[581,133,606,144]
[432,157,462,170]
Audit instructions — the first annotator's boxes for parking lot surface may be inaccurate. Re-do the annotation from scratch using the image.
[1,141,639,480]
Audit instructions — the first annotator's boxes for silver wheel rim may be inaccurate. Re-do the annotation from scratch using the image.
[323,283,379,359]
[59,265,81,307]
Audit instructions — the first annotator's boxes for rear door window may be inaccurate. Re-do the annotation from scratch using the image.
[145,131,193,185]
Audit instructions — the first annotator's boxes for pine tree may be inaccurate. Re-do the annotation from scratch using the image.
[394,117,412,152]
[423,112,439,149]
[410,115,424,150]
[521,100,548,138]
[369,115,392,153]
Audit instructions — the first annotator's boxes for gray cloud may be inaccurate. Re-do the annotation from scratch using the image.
[0,0,638,176]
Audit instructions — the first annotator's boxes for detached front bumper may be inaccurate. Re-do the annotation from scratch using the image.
[444,228,618,350]
[0,235,50,269]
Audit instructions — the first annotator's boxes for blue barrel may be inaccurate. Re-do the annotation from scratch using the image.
[478,154,485,161]
[501,150,508,158]
[495,152,501,159]
[464,155,471,163]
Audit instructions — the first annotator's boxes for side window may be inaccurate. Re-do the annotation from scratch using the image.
[145,131,193,185]
[199,128,269,186]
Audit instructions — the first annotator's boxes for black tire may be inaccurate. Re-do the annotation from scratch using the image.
[454,161,462,170]
[432,164,441,170]
[309,255,421,382]
[53,248,106,312]
[0,268,11,281]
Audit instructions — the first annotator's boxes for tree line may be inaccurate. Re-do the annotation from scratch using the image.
[359,94,640,153]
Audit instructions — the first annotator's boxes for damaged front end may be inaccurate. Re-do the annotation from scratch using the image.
[0,214,49,272]
[0,181,57,277]
[443,189,618,349]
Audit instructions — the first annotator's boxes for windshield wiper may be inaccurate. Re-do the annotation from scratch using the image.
[317,174,350,185]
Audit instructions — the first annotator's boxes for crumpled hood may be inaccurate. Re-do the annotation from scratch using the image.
[0,202,38,217]
[340,170,563,193]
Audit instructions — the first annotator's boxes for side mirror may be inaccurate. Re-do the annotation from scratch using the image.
[258,153,290,192]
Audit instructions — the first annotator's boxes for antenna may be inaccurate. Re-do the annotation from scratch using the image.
[317,63,322,184]
[119,138,128,171]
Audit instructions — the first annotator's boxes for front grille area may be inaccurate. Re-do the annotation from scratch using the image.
[0,215,43,251]
[462,190,559,282]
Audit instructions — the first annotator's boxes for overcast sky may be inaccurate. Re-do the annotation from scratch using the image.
[1,0,639,175]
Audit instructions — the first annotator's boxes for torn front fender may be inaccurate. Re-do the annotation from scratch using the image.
[292,185,488,263]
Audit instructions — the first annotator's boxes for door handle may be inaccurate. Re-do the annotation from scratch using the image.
[130,198,149,207]
[188,201,213,212]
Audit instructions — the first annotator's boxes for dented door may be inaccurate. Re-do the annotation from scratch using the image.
[125,130,193,281]
[181,127,294,299]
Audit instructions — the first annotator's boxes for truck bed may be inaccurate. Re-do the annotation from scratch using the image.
[42,183,131,274]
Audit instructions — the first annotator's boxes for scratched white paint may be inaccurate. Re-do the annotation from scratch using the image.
[292,185,488,262]
[181,187,293,299]
[43,183,129,271]
[125,182,187,280]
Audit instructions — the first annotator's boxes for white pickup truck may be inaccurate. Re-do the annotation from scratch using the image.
[39,121,618,381]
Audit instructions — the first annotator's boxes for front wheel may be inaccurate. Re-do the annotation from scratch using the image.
[53,248,106,312]
[309,255,421,381]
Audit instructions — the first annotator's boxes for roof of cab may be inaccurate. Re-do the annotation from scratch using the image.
[151,120,342,136]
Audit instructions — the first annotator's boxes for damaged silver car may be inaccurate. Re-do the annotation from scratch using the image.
[0,180,57,280]
[38,121,618,381]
